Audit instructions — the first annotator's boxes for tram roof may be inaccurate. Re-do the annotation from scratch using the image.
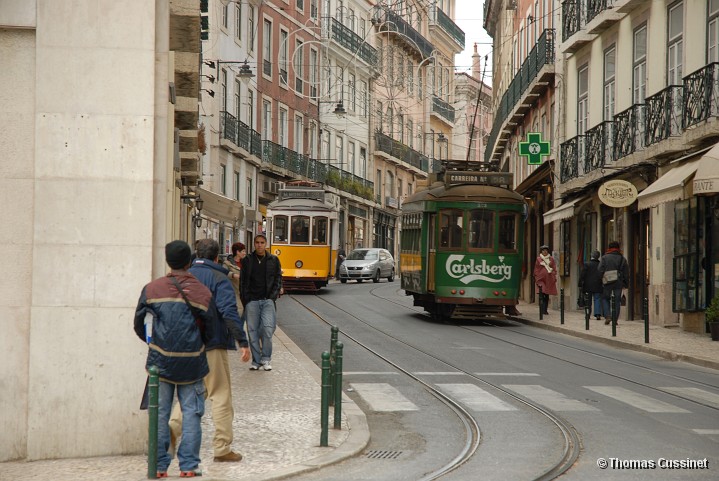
[404,182,525,205]
[267,197,335,211]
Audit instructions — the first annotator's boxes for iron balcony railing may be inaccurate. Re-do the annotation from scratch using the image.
[613,104,645,161]
[326,165,375,199]
[432,96,455,124]
[373,6,434,59]
[584,121,614,172]
[323,17,378,66]
[429,6,465,49]
[220,111,262,158]
[586,0,610,24]
[562,0,584,42]
[560,135,582,183]
[645,85,683,146]
[375,131,431,172]
[683,62,719,129]
[484,29,555,162]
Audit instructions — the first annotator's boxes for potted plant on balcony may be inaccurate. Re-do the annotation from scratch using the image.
[706,294,719,341]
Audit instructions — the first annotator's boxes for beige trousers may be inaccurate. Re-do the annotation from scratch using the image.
[170,348,235,457]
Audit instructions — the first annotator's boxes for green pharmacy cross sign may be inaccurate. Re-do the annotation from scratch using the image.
[519,132,550,165]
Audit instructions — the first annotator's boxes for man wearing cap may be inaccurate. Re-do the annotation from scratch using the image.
[133,240,214,478]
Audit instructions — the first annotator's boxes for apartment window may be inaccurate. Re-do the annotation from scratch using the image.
[667,2,684,85]
[280,30,289,85]
[348,141,356,174]
[418,73,423,99]
[633,25,647,103]
[376,169,382,199]
[321,131,329,162]
[335,135,344,168]
[247,89,254,128]
[220,164,227,195]
[309,121,317,158]
[398,57,404,86]
[296,0,304,12]
[310,49,318,99]
[336,0,344,22]
[603,46,615,120]
[248,6,255,51]
[295,114,303,153]
[263,20,272,77]
[246,177,253,207]
[262,100,271,140]
[408,62,414,96]
[711,0,719,62]
[234,171,240,201]
[398,114,404,143]
[222,3,228,29]
[398,178,403,200]
[359,80,367,116]
[387,106,394,136]
[408,182,413,196]
[360,147,367,178]
[234,80,241,120]
[235,4,242,41]
[376,101,383,131]
[279,107,288,147]
[577,64,589,135]
[349,8,356,31]
[323,0,330,17]
[407,119,413,149]
[295,40,304,94]
[311,0,318,20]
[386,171,394,199]
[348,73,356,111]
[359,18,366,38]
[221,69,228,112]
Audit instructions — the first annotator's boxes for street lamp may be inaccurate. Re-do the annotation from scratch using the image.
[204,59,256,82]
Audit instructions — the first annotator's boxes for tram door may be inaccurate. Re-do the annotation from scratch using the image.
[428,214,436,292]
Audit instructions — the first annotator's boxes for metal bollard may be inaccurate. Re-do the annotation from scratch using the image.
[560,288,565,325]
[147,366,159,479]
[333,342,344,429]
[320,351,330,447]
[643,297,649,344]
[584,292,590,330]
[538,285,544,321]
[329,326,339,407]
[610,291,617,337]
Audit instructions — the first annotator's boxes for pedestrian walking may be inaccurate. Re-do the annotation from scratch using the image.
[598,240,630,325]
[133,240,213,478]
[170,239,251,463]
[579,250,604,320]
[534,245,558,315]
[240,234,283,371]
[223,242,246,315]
[335,247,346,280]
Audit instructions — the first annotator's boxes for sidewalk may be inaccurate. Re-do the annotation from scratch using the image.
[511,301,719,371]
[1,328,369,481]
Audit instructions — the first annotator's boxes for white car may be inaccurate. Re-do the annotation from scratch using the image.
[338,248,395,283]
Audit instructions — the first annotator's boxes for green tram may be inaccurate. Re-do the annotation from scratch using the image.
[400,170,527,321]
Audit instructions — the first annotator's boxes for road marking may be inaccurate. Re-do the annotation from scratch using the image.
[343,371,400,376]
[504,385,599,411]
[584,386,690,413]
[349,383,419,412]
[437,384,517,411]
[692,429,719,435]
[414,372,466,376]
[474,372,540,377]
[662,387,719,409]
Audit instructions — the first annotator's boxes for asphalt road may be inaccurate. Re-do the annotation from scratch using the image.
[276,280,719,480]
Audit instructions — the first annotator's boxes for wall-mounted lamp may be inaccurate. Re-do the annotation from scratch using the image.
[236,60,254,80]
[192,195,204,228]
[204,59,256,83]
[333,101,346,118]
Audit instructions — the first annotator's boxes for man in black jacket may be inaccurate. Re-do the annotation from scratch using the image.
[241,234,283,371]
[598,240,630,325]
[579,250,604,320]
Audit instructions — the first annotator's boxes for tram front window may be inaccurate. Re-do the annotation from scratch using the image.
[440,211,463,249]
[291,216,310,243]
[469,209,493,250]
[274,216,288,243]
[313,217,328,245]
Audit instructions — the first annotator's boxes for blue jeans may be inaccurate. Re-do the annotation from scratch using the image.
[245,299,277,366]
[592,293,604,317]
[602,288,623,323]
[157,380,205,472]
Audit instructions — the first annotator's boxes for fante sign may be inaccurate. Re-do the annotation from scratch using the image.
[599,180,638,207]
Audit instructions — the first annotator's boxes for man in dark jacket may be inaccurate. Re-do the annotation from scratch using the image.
[134,240,213,477]
[170,238,251,463]
[579,250,604,320]
[240,234,283,371]
[598,240,630,325]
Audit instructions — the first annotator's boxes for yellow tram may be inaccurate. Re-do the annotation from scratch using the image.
[266,183,340,292]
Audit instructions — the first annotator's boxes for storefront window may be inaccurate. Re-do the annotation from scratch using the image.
[673,198,701,311]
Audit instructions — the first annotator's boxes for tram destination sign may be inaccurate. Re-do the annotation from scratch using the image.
[279,189,325,201]
[445,171,513,187]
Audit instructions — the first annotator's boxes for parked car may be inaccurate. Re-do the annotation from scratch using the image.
[338,248,395,283]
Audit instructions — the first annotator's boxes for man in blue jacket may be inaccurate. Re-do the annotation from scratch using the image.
[170,238,251,463]
[134,240,213,477]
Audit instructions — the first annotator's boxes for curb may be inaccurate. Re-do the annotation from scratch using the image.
[510,316,719,372]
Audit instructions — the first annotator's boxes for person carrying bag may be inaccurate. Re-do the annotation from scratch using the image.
[598,241,630,325]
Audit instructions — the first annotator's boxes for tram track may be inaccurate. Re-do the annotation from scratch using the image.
[288,292,581,481]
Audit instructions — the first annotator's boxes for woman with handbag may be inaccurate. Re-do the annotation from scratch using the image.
[598,240,630,325]
[534,245,558,315]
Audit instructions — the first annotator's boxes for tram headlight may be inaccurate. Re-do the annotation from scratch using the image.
[295,260,303,268]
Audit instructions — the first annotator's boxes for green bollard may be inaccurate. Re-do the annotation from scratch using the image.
[611,290,617,337]
[560,288,565,325]
[329,326,339,407]
[584,292,590,330]
[644,297,649,344]
[320,351,330,447]
[333,342,344,430]
[147,366,159,479]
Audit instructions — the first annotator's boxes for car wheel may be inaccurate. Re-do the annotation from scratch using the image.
[340,279,347,284]
[373,270,381,283]
[388,269,395,282]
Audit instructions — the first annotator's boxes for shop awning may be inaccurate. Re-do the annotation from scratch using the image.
[693,142,719,195]
[197,187,244,224]
[637,159,701,210]
[543,198,582,225]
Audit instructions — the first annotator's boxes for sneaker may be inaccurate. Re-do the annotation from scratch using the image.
[179,468,203,477]
[214,451,243,462]
[261,362,272,371]
[157,472,168,478]
[605,319,610,325]
[249,364,260,371]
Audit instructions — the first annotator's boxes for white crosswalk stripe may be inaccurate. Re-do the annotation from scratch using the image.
[350,383,419,412]
[503,385,599,411]
[584,386,690,413]
[692,429,719,435]
[437,384,517,411]
[662,387,719,409]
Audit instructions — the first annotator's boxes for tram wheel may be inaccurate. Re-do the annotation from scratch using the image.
[373,270,381,283]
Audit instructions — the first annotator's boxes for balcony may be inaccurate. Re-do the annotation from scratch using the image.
[561,0,594,52]
[645,85,683,147]
[373,6,434,60]
[560,135,582,183]
[432,96,455,124]
[683,62,719,130]
[220,111,262,159]
[323,17,378,66]
[485,29,555,162]
[613,104,645,161]
[584,120,613,172]
[429,6,465,50]
[375,131,432,173]
[585,0,623,34]
[326,166,375,200]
